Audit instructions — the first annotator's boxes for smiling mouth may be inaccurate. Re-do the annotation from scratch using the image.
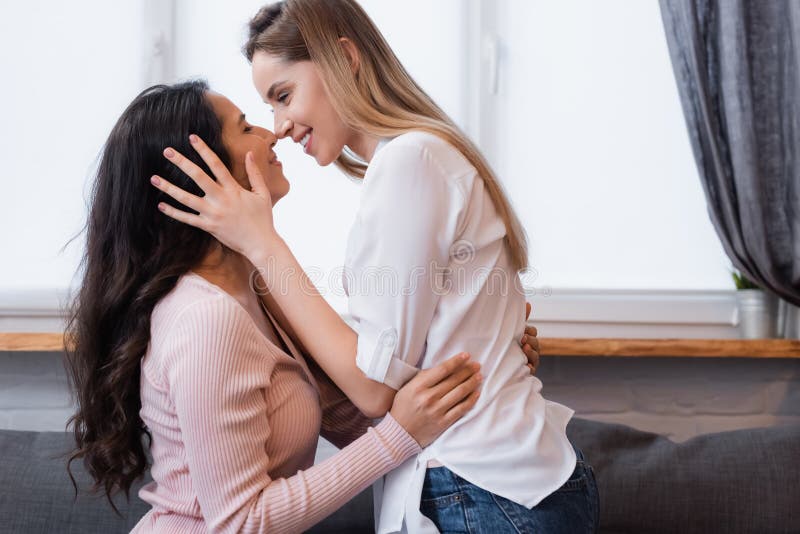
[299,131,313,154]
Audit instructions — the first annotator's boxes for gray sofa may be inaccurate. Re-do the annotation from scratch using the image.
[1,418,798,533]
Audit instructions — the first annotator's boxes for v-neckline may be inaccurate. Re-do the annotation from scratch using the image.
[258,298,322,391]
[184,272,287,356]
[184,271,320,391]
[258,299,293,360]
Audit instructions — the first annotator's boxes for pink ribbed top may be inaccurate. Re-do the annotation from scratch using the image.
[130,272,421,533]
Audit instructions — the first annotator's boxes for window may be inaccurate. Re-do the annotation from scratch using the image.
[474,0,731,291]
[1,1,735,336]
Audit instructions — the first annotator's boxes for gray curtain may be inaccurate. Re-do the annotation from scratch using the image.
[659,0,800,307]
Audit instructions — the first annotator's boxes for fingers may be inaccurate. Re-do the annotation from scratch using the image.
[526,301,532,320]
[244,152,270,198]
[523,345,537,360]
[186,135,239,188]
[156,200,206,230]
[520,323,541,374]
[522,332,540,363]
[522,340,537,358]
[162,146,219,193]
[443,389,481,425]
[520,325,539,354]
[414,352,471,388]
[150,175,205,213]
[429,361,480,399]
[437,367,482,409]
[524,346,540,373]
[521,333,540,352]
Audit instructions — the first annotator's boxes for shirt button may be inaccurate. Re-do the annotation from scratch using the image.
[381,328,398,347]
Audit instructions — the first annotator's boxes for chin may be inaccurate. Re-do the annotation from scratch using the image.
[271,181,290,204]
[316,148,340,167]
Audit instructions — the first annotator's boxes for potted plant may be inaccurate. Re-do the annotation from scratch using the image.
[732,269,778,338]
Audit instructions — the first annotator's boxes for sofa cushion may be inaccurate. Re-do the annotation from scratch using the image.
[567,418,800,534]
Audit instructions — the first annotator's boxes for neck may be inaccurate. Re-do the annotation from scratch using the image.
[347,131,382,162]
[192,243,255,297]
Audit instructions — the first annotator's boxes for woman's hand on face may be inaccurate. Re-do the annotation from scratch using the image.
[521,302,541,375]
[389,353,481,448]
[149,135,277,261]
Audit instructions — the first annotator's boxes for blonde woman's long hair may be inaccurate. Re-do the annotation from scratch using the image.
[244,0,528,271]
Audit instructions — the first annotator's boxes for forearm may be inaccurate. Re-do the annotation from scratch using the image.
[250,236,396,417]
[247,414,418,534]
[309,355,376,448]
[257,286,311,356]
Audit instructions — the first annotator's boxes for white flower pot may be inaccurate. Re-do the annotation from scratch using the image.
[777,299,800,339]
[735,290,778,339]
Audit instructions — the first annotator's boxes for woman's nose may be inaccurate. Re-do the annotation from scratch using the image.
[263,128,277,147]
[259,128,278,146]
[253,126,277,148]
[274,118,293,140]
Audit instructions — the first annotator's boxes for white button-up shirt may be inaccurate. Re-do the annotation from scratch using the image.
[343,132,576,533]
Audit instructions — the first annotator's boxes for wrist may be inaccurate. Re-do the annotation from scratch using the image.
[246,232,285,267]
[379,412,423,457]
[247,234,291,294]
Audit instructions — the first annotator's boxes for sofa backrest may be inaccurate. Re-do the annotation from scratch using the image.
[566,418,800,533]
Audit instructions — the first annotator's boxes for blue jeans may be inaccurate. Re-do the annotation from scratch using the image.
[419,444,599,533]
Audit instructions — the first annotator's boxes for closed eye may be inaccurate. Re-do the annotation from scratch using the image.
[277,92,289,104]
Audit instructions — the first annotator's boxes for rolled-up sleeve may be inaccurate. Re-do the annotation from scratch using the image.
[345,139,466,390]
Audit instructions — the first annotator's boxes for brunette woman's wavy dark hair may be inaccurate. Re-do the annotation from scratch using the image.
[64,79,231,512]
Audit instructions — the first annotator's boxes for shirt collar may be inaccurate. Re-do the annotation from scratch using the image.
[372,136,393,159]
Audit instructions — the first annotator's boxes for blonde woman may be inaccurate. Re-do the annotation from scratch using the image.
[151,1,599,532]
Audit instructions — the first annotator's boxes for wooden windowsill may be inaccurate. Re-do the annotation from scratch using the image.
[1,333,800,358]
[1,333,66,352]
[542,338,800,358]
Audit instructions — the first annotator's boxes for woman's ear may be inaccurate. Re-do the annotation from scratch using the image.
[338,37,361,75]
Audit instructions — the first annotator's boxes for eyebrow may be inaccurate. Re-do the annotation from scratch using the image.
[266,81,287,101]
[238,113,246,124]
